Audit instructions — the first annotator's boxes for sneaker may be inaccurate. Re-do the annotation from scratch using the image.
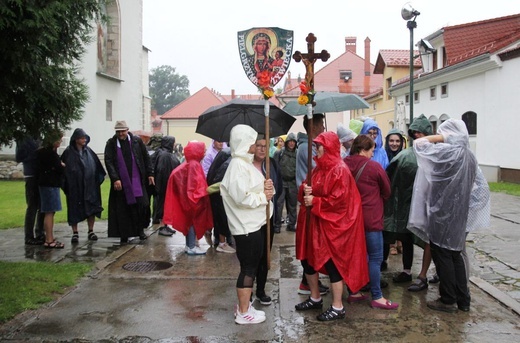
[317,306,346,321]
[295,297,323,311]
[392,271,412,283]
[235,305,266,325]
[427,299,457,313]
[237,302,265,317]
[298,281,329,295]
[158,226,175,236]
[216,242,236,253]
[256,293,272,306]
[185,246,207,255]
[204,230,213,246]
[407,276,428,292]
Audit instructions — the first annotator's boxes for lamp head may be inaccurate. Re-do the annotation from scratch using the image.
[401,3,420,21]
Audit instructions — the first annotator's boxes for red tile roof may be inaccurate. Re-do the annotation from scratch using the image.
[444,13,520,65]
[161,87,281,119]
[373,49,421,74]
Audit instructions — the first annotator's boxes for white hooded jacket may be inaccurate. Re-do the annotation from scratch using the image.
[220,125,273,235]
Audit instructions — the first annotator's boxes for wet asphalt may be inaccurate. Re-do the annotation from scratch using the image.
[0,192,519,342]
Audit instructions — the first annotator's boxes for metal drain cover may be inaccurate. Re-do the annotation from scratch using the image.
[122,261,173,272]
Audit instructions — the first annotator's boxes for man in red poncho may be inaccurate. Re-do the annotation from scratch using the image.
[163,141,213,255]
[295,131,369,321]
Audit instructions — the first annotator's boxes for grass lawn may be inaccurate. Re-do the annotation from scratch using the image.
[0,180,110,230]
[0,180,109,323]
[0,261,93,323]
[488,181,520,197]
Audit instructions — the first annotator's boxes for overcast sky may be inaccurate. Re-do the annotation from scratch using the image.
[143,0,519,95]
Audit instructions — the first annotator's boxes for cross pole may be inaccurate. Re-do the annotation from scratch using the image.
[292,33,329,227]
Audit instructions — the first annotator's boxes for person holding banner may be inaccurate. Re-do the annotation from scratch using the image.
[220,124,275,325]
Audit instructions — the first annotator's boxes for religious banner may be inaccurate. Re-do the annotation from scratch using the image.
[237,27,294,98]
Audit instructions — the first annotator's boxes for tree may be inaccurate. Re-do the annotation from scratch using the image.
[149,65,190,115]
[0,0,104,146]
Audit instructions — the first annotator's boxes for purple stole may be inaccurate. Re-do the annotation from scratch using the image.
[116,138,143,205]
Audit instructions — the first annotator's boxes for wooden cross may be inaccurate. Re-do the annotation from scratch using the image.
[292,33,330,102]
[292,34,330,227]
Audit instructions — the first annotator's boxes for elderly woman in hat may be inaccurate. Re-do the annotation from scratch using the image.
[104,120,154,244]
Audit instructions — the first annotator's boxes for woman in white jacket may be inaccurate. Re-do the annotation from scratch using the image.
[220,124,274,325]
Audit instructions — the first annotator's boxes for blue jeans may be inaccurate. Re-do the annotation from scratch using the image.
[185,226,196,249]
[366,231,384,300]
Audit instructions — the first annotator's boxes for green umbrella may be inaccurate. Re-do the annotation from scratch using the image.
[283,91,369,115]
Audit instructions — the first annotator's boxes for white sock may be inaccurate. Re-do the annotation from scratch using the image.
[310,296,321,302]
[332,305,344,311]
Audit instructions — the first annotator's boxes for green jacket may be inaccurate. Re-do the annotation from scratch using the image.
[384,114,432,242]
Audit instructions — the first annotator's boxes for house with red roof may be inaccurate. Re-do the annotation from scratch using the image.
[390,13,520,182]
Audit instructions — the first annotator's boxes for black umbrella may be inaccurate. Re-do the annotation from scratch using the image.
[196,98,296,142]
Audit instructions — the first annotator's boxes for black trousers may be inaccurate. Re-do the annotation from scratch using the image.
[430,241,470,306]
[24,176,44,240]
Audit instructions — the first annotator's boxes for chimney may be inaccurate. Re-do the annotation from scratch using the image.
[231,89,235,99]
[364,37,371,76]
[345,36,356,53]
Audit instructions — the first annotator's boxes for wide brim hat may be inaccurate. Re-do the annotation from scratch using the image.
[114,120,129,131]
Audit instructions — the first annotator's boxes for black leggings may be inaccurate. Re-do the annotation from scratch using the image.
[301,258,343,283]
[256,221,274,295]
[234,229,264,288]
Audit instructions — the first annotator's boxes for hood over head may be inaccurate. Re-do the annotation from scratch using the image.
[69,128,90,147]
[284,132,297,146]
[184,141,205,162]
[408,114,433,137]
[313,131,341,168]
[437,119,470,148]
[337,122,357,143]
[360,118,384,149]
[229,124,257,161]
[349,119,363,135]
[160,136,175,153]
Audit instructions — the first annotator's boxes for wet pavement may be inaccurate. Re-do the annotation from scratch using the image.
[0,192,519,342]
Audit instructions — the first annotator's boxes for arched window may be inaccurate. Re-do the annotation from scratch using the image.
[429,115,438,134]
[439,113,450,123]
[97,0,120,78]
[462,111,477,135]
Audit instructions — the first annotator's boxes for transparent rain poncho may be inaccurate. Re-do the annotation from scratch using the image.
[407,119,488,251]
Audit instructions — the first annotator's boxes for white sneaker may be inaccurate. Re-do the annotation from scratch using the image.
[185,246,206,255]
[216,242,236,253]
[234,301,264,317]
[235,305,266,324]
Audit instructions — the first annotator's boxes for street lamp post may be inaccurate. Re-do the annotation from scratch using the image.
[401,3,420,128]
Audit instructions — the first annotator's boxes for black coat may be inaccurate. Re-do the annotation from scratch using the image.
[104,133,153,237]
[61,130,106,225]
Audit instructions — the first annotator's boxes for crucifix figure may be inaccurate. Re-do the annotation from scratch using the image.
[293,33,330,106]
[292,33,330,230]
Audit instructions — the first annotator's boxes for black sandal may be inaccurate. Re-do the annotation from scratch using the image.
[317,306,346,321]
[295,297,323,311]
[88,231,98,241]
[44,240,64,249]
[71,233,79,243]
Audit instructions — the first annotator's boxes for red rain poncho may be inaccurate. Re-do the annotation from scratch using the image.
[296,131,369,293]
[163,141,213,239]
